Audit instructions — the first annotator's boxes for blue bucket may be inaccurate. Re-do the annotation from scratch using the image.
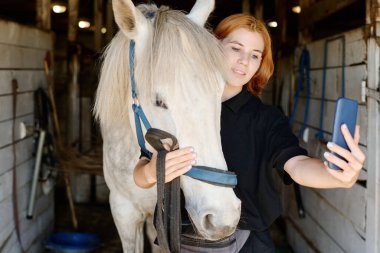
[46,232,100,253]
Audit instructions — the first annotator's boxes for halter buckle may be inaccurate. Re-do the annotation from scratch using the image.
[133,97,140,106]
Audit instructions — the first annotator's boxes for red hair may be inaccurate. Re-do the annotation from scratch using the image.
[214,14,274,96]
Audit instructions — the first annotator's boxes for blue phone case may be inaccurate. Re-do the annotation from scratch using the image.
[328,98,358,170]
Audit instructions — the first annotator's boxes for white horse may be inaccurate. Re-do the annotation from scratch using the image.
[94,0,241,252]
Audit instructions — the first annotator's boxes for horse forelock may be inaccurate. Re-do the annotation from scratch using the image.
[137,7,227,107]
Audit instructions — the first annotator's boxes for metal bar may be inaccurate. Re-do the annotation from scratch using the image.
[26,130,46,219]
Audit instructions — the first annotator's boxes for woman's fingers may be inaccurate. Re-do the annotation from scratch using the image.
[341,124,365,164]
[324,161,356,186]
[166,159,195,175]
[166,147,194,160]
[326,143,362,172]
[154,147,196,183]
[165,148,196,168]
[354,125,360,144]
[165,164,192,183]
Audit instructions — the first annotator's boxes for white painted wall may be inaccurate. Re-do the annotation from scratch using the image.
[0,20,54,253]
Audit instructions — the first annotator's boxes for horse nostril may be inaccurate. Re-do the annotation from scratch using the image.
[203,214,214,231]
[202,213,234,235]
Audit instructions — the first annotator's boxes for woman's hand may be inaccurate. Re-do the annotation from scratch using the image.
[323,125,366,188]
[134,147,196,188]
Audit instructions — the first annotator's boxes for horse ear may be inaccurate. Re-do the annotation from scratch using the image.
[187,0,215,26]
[112,0,148,39]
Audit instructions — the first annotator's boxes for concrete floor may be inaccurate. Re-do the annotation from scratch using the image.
[53,186,123,253]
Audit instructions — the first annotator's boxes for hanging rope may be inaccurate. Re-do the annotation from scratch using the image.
[289,48,311,219]
[289,47,311,138]
[315,36,346,140]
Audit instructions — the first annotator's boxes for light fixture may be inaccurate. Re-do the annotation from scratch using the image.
[292,6,301,14]
[52,4,67,13]
[267,21,278,28]
[101,27,107,34]
[78,20,91,29]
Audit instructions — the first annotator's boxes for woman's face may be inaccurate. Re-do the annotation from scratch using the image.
[221,28,264,87]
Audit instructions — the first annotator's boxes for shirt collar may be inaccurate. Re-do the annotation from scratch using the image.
[222,87,252,113]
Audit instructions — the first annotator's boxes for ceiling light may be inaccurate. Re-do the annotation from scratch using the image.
[52,4,67,13]
[292,6,301,14]
[78,20,91,29]
[267,21,278,28]
[101,27,107,34]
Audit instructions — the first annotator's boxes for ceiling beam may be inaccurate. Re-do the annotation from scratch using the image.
[299,0,358,30]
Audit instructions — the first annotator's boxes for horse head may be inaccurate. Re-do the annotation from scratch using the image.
[95,0,241,245]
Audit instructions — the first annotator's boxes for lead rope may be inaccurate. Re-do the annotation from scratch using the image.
[11,79,27,253]
[145,128,181,253]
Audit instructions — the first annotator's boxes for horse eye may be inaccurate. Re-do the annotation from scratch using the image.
[156,99,168,109]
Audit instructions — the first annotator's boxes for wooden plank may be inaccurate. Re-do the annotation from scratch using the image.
[365,36,380,253]
[293,64,366,102]
[254,0,263,20]
[316,185,366,233]
[294,27,366,68]
[0,137,34,176]
[1,231,18,253]
[0,92,34,122]
[0,20,52,49]
[16,159,34,194]
[68,0,79,42]
[36,0,51,30]
[284,184,366,252]
[0,70,46,95]
[0,170,13,203]
[0,196,13,237]
[283,184,345,253]
[286,221,317,253]
[0,114,34,148]
[0,44,47,69]
[299,0,358,30]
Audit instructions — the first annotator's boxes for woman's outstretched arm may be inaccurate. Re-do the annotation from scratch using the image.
[285,125,365,188]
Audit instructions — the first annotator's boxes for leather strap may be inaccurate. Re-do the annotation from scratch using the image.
[146,129,181,252]
[11,79,26,253]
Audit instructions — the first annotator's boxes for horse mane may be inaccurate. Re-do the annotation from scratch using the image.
[94,4,226,126]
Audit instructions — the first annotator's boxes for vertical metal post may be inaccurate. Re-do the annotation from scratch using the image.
[27,130,46,219]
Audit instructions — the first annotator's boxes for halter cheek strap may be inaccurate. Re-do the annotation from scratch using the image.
[129,40,152,158]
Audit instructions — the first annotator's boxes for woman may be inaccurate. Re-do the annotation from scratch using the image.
[134,14,365,252]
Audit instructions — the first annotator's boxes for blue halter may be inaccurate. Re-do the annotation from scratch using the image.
[128,40,237,187]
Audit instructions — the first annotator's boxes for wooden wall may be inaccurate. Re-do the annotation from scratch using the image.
[268,26,377,253]
[0,20,54,253]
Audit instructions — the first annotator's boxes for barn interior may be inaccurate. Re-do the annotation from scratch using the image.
[0,0,379,253]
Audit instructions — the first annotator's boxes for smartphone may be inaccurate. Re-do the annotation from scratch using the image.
[328,97,358,170]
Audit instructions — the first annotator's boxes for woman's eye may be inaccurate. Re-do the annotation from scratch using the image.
[252,55,258,59]
[231,47,240,52]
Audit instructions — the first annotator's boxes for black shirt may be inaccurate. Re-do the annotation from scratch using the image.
[221,88,307,232]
